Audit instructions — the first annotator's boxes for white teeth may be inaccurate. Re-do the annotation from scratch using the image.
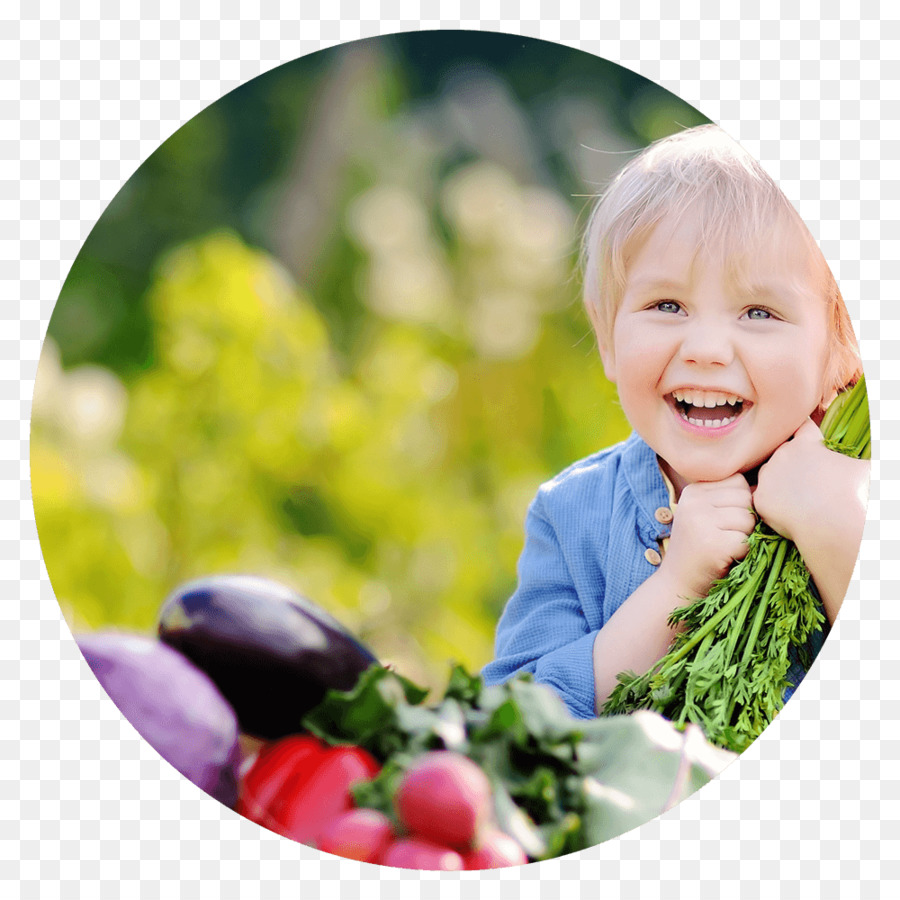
[671,389,744,407]
[684,413,738,428]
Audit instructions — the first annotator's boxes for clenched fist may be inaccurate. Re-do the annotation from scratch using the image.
[751,418,869,622]
[660,473,757,601]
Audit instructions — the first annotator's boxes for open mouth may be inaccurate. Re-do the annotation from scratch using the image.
[667,389,750,430]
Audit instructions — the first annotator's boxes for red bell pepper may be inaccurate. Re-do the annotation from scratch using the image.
[238,734,380,846]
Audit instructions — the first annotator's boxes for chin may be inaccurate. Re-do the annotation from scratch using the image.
[677,457,754,486]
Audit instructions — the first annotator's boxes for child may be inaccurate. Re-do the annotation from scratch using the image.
[481,125,869,720]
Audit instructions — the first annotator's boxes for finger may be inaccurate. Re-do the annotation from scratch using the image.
[685,476,751,499]
[715,508,758,535]
[712,472,751,489]
[727,535,752,561]
[691,471,750,489]
[700,488,755,509]
[791,417,824,444]
[706,530,753,564]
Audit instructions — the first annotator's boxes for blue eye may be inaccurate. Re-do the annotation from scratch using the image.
[656,300,681,314]
[746,307,772,320]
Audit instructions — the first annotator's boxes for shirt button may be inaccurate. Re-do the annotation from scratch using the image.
[644,547,662,566]
[655,507,674,524]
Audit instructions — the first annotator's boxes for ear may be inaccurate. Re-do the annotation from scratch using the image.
[598,342,617,383]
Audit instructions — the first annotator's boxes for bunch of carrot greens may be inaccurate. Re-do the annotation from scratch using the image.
[602,376,870,753]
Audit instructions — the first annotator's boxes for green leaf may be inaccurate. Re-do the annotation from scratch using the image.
[349,759,406,824]
[301,664,430,756]
[489,778,547,861]
[538,813,583,860]
[508,765,565,821]
[307,662,736,858]
[506,676,584,745]
[475,696,527,744]
[574,711,735,844]
[443,662,483,706]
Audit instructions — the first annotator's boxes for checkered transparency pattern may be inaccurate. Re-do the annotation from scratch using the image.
[5,3,897,898]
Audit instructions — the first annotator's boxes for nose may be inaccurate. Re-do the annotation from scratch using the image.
[678,316,735,367]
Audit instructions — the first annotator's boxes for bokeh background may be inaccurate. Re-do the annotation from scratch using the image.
[30,31,708,692]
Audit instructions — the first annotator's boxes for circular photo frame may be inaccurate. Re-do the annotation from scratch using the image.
[30,30,868,870]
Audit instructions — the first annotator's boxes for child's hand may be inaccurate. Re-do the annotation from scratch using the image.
[593,471,755,709]
[660,473,757,600]
[753,418,866,545]
[753,417,869,620]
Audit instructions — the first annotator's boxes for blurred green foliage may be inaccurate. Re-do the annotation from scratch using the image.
[31,33,708,692]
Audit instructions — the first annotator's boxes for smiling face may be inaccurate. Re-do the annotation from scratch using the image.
[599,207,832,497]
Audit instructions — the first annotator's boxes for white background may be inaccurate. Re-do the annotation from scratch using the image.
[5,4,897,897]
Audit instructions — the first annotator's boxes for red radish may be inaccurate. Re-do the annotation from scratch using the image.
[381,837,464,871]
[316,809,395,863]
[394,751,493,850]
[463,829,528,869]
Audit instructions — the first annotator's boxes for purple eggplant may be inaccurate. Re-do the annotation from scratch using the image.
[77,632,242,807]
[156,575,379,740]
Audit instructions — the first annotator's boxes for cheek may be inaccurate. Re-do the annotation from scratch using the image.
[614,330,673,378]
[758,343,830,415]
[616,357,664,399]
[799,313,834,389]
[797,331,833,403]
[614,359,668,423]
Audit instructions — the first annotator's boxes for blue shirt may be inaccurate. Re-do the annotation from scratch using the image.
[482,431,827,720]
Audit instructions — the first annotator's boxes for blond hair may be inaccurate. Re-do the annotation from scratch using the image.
[581,124,861,397]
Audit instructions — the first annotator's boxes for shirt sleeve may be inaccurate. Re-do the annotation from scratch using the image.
[481,490,599,719]
[783,579,831,702]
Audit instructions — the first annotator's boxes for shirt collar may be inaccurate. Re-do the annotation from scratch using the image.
[620,431,675,543]
[659,466,678,510]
